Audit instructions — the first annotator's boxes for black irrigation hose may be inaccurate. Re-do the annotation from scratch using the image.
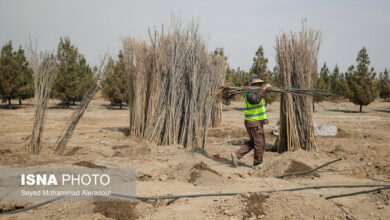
[0,196,64,215]
[2,184,390,215]
[111,184,390,200]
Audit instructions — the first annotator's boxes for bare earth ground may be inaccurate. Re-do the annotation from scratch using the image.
[0,97,389,220]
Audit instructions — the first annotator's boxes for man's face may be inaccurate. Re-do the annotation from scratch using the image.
[251,82,263,87]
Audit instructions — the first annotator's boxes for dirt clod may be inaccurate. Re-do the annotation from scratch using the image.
[0,203,27,214]
[137,173,153,181]
[93,201,138,220]
[64,146,82,156]
[283,160,320,178]
[0,149,12,155]
[188,162,222,185]
[243,193,269,219]
[73,161,107,168]
[112,145,130,150]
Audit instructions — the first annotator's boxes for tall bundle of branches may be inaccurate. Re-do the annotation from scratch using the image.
[28,40,58,155]
[122,18,225,148]
[54,56,107,155]
[211,59,226,128]
[275,22,322,152]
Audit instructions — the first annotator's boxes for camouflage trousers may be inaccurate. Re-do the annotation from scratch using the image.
[235,121,265,166]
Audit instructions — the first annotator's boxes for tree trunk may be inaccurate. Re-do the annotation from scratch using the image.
[72,100,75,105]
[19,98,22,105]
[359,104,362,113]
[120,102,122,109]
[8,98,11,109]
[313,102,316,112]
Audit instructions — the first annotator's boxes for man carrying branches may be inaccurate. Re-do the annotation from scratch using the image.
[231,76,271,168]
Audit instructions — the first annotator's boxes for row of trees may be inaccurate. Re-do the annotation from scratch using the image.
[0,38,130,109]
[0,38,93,108]
[1,38,389,112]
[315,47,389,112]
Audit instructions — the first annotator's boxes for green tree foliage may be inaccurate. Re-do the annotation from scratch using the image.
[53,37,93,107]
[15,47,34,104]
[213,48,227,61]
[329,64,347,96]
[225,66,250,87]
[249,46,278,104]
[377,68,390,99]
[0,41,33,107]
[316,63,331,90]
[272,66,280,87]
[102,51,129,108]
[345,47,378,112]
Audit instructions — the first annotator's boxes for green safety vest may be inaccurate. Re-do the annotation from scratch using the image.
[244,95,268,121]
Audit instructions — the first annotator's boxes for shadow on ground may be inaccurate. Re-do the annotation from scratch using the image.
[101,104,128,110]
[327,109,359,113]
[192,147,252,168]
[374,109,390,113]
[103,127,130,136]
[0,104,31,109]
[49,104,80,109]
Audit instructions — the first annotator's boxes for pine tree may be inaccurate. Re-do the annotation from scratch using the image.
[0,41,33,108]
[316,63,331,90]
[377,68,390,100]
[0,42,18,107]
[102,51,129,108]
[53,37,92,107]
[313,63,331,109]
[249,46,278,104]
[345,47,378,112]
[74,56,93,103]
[15,46,34,104]
[329,64,347,96]
[272,66,280,87]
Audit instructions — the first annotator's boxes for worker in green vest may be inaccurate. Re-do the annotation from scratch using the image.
[231,75,271,168]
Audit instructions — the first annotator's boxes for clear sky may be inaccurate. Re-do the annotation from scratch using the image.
[1,0,389,73]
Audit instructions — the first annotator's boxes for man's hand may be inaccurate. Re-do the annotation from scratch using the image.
[262,84,272,91]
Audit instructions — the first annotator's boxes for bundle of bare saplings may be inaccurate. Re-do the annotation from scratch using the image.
[122,19,226,148]
[275,23,322,152]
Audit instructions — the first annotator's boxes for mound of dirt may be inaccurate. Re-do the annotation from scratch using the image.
[187,161,224,185]
[93,199,173,219]
[0,149,12,155]
[73,161,107,168]
[254,159,319,178]
[282,160,320,178]
[0,203,26,214]
[136,163,188,182]
[243,193,269,219]
[138,162,224,185]
[93,201,138,220]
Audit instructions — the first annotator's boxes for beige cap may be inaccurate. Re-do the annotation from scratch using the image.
[249,78,265,86]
